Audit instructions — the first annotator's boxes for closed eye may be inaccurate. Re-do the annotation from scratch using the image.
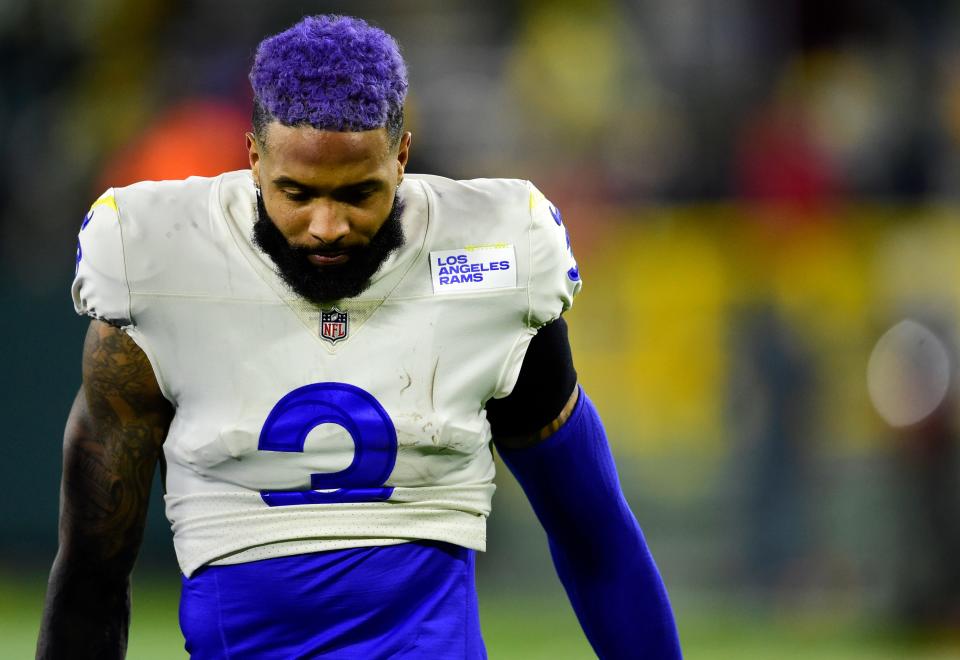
[337,190,373,204]
[282,189,311,203]
[334,184,383,205]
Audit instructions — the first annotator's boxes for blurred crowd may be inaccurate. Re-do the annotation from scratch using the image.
[4,0,960,286]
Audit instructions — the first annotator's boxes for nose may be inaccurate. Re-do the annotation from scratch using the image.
[307,200,350,245]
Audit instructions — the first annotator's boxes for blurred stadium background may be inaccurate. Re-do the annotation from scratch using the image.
[4,0,960,657]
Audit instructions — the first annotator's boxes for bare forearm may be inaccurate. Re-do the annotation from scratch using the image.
[36,428,142,660]
[36,420,156,658]
[37,554,131,660]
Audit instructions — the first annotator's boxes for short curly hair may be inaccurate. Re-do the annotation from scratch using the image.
[249,15,407,148]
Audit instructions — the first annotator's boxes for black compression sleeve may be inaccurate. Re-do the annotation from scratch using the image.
[485,317,577,438]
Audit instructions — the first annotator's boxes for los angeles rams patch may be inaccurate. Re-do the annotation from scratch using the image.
[430,245,517,294]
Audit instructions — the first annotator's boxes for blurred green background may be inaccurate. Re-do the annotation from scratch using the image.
[4,0,960,657]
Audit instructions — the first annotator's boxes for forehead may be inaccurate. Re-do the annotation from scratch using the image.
[262,123,392,184]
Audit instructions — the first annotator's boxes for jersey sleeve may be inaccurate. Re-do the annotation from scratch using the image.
[71,190,133,327]
[525,181,582,328]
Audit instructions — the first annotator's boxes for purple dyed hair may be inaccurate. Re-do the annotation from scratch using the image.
[249,15,407,145]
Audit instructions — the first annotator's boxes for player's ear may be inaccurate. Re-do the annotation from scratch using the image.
[396,132,411,179]
[246,132,261,181]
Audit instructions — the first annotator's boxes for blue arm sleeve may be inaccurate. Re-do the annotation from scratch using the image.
[495,387,682,659]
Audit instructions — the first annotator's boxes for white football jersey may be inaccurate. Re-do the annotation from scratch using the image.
[72,170,581,576]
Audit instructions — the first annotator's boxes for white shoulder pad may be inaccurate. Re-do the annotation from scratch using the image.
[526,182,582,328]
[71,190,131,327]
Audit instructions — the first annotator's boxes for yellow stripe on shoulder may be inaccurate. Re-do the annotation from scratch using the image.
[89,194,118,214]
[528,185,547,211]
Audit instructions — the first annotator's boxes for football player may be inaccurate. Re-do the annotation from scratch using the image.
[37,15,681,659]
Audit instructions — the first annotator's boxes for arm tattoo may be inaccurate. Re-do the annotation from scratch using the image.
[62,321,172,564]
[38,321,172,660]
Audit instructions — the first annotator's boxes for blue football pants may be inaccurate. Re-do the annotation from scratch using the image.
[179,541,486,659]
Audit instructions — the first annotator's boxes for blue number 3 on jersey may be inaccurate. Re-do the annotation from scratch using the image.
[257,382,398,506]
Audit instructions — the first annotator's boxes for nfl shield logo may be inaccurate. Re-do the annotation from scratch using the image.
[320,308,348,343]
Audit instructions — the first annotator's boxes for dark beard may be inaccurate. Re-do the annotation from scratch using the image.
[252,191,405,304]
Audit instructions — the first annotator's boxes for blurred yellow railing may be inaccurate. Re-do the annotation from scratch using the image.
[564,205,960,458]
